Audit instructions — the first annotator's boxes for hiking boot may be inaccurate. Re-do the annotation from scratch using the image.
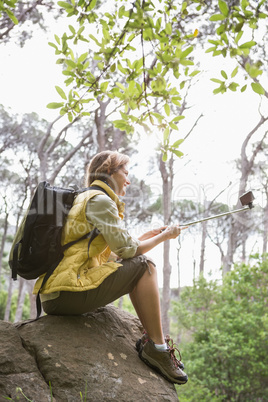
[136,333,184,370]
[139,339,188,385]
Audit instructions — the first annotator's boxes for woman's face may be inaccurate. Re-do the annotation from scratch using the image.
[110,164,130,196]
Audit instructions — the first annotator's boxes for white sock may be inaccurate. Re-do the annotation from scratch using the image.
[154,343,168,351]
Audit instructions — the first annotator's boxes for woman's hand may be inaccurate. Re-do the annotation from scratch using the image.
[135,224,187,256]
[160,225,187,240]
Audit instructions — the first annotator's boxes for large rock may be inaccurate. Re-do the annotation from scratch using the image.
[0,305,179,401]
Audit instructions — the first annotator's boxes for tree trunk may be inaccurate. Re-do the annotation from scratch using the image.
[159,156,173,335]
[241,232,247,262]
[4,278,13,321]
[262,187,268,255]
[263,205,268,255]
[0,211,8,292]
[199,221,207,274]
[95,98,110,152]
[27,281,37,319]
[222,224,235,275]
[223,116,268,274]
[14,277,26,322]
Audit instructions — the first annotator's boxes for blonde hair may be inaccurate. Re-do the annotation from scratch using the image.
[85,151,129,186]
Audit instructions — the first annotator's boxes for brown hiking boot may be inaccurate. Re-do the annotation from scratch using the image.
[136,333,185,370]
[139,339,188,385]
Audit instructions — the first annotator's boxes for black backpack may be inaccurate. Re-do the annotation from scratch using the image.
[9,181,107,318]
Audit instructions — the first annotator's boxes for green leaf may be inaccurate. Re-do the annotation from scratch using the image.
[55,86,67,100]
[221,70,228,79]
[5,9,18,24]
[47,102,64,109]
[48,42,58,50]
[251,82,265,95]
[163,127,170,143]
[78,52,88,63]
[58,1,73,9]
[241,84,247,92]
[211,78,223,84]
[116,82,126,91]
[172,115,185,122]
[235,30,243,44]
[100,81,109,92]
[228,82,239,91]
[87,0,97,11]
[162,151,168,162]
[181,46,193,59]
[210,14,226,21]
[65,77,74,86]
[164,103,170,116]
[180,59,194,66]
[231,66,239,78]
[165,22,172,35]
[189,70,200,77]
[205,47,216,54]
[65,60,77,68]
[218,0,229,17]
[239,41,256,49]
[172,149,184,158]
[171,97,181,106]
[169,122,179,130]
[69,25,76,34]
[172,138,184,148]
[54,34,61,45]
[181,1,187,12]
[110,63,116,72]
[89,34,101,46]
[151,112,164,121]
[241,0,249,10]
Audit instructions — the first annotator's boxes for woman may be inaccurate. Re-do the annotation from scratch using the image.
[33,150,188,385]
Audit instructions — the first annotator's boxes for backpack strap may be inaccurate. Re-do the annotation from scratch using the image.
[11,241,22,280]
[36,184,110,318]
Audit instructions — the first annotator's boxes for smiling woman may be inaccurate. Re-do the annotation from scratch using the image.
[85,150,130,195]
[33,149,189,385]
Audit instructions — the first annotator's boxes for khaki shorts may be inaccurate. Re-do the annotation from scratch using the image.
[42,255,154,315]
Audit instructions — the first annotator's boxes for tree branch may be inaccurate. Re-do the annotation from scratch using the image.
[48,129,93,183]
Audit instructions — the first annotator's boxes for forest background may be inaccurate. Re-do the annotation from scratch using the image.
[0,0,268,400]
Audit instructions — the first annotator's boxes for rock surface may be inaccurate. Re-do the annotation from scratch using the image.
[0,305,179,401]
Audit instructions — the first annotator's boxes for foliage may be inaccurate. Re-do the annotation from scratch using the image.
[0,288,30,321]
[47,0,204,159]
[207,0,268,96]
[172,254,268,401]
[0,290,30,322]
[45,0,267,161]
[113,295,137,317]
[0,289,7,319]
[0,1,60,46]
[0,0,18,24]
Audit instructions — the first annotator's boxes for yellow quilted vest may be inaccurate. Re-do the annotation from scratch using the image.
[33,180,124,295]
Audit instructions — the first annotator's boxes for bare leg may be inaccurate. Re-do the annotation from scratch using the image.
[129,262,165,345]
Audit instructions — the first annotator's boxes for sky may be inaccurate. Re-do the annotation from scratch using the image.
[1,10,267,287]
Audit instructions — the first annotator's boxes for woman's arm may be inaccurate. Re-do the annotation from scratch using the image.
[135,225,187,256]
[138,227,167,241]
